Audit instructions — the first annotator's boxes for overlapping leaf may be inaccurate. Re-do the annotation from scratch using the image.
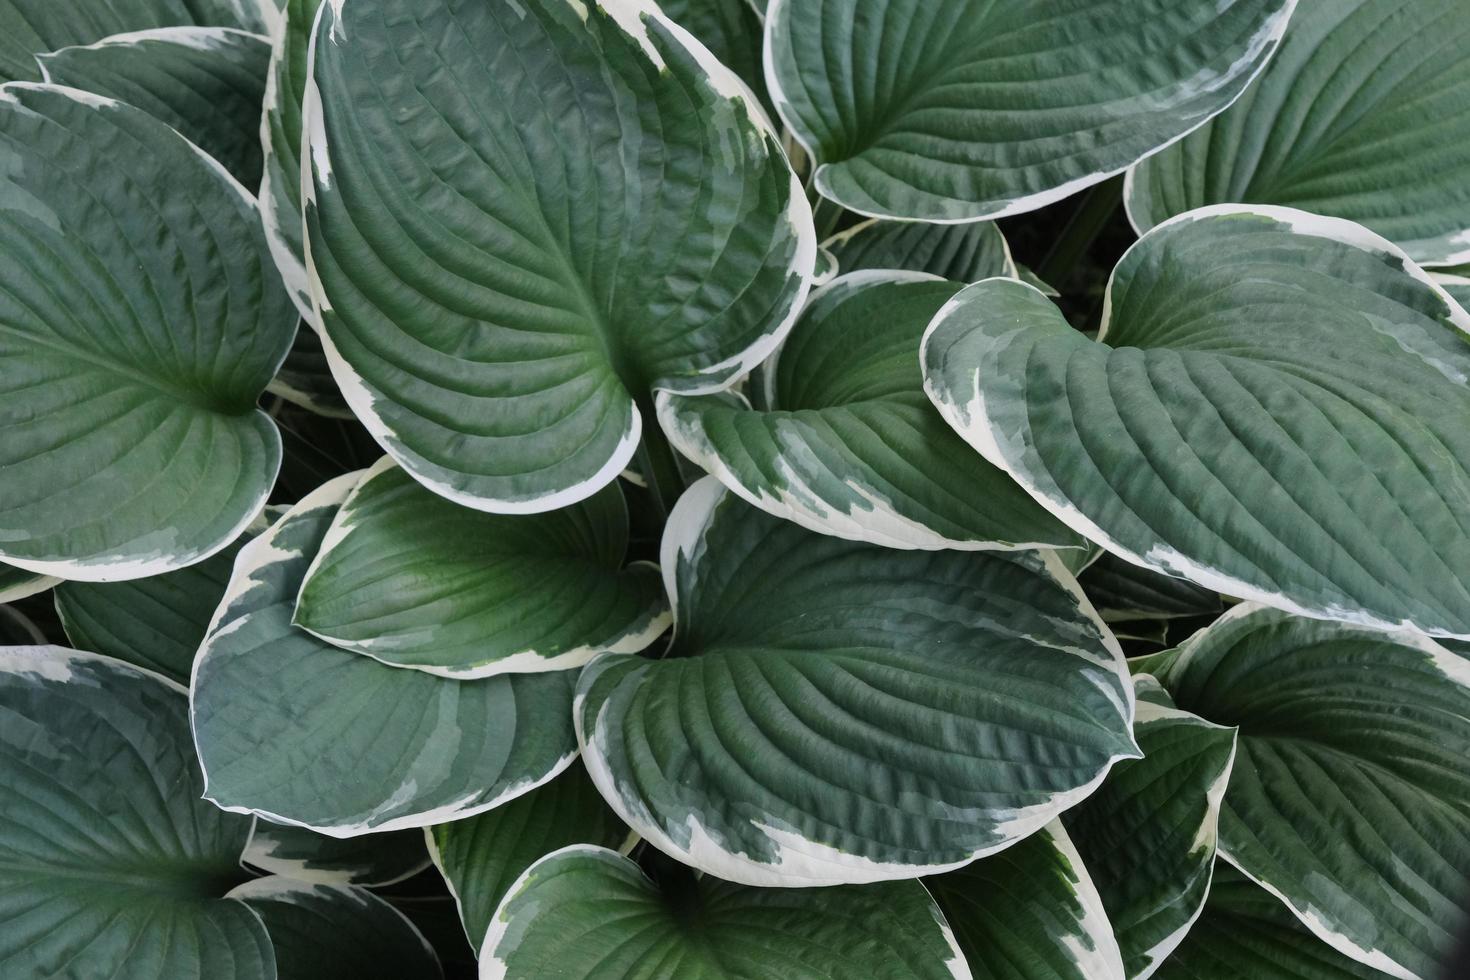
[243,823,428,887]
[660,273,1082,549]
[481,845,968,979]
[0,646,271,979]
[926,821,1125,980]
[1158,605,1470,979]
[822,219,1014,282]
[1064,676,1237,978]
[38,26,270,186]
[578,478,1137,886]
[258,0,320,320]
[924,206,1470,637]
[0,83,294,580]
[1127,0,1470,267]
[303,0,814,513]
[1080,555,1224,625]
[191,474,579,835]
[765,0,1296,221]
[294,457,668,678]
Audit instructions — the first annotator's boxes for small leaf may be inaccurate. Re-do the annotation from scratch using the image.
[428,761,629,948]
[481,845,968,979]
[267,322,352,418]
[304,0,815,512]
[0,646,271,979]
[822,219,1015,282]
[1080,554,1224,624]
[243,823,429,887]
[660,273,1083,550]
[0,564,57,603]
[294,457,669,678]
[191,474,580,835]
[1127,0,1470,267]
[1064,677,1237,979]
[927,821,1126,980]
[1159,604,1470,979]
[37,26,271,186]
[765,0,1295,220]
[579,478,1137,886]
[923,206,1470,637]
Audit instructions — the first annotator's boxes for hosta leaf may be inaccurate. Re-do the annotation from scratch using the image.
[0,83,294,580]
[927,821,1125,980]
[765,0,1295,221]
[0,564,56,603]
[578,478,1137,886]
[481,845,968,979]
[294,457,669,678]
[1154,867,1392,980]
[822,219,1014,282]
[259,0,320,320]
[0,0,272,81]
[304,0,815,513]
[659,0,772,120]
[1126,0,1470,267]
[659,273,1083,550]
[428,761,629,947]
[230,876,442,979]
[267,322,351,417]
[37,26,270,186]
[1158,604,1470,979]
[191,474,580,835]
[1064,677,1237,979]
[54,522,259,684]
[0,646,271,979]
[1080,554,1224,624]
[0,605,44,644]
[923,206,1470,638]
[243,822,428,887]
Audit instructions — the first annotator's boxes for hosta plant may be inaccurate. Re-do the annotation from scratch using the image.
[2,0,1469,978]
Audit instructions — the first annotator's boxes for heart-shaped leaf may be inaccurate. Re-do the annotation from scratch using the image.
[659,273,1083,550]
[0,83,295,580]
[923,205,1470,638]
[0,645,271,979]
[303,0,815,513]
[1126,0,1470,267]
[481,845,968,979]
[1157,604,1470,980]
[0,0,271,81]
[1064,676,1237,979]
[823,219,1014,282]
[243,823,429,887]
[578,478,1137,886]
[37,26,270,186]
[428,762,629,948]
[765,0,1295,221]
[1154,867,1396,980]
[926,821,1125,980]
[191,473,580,835]
[229,876,443,979]
[294,457,669,678]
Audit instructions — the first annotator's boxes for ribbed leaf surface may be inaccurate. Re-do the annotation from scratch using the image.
[822,219,1014,282]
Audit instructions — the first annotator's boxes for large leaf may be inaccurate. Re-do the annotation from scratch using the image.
[191,474,580,835]
[578,478,1137,886]
[822,219,1015,282]
[1064,676,1237,979]
[243,822,428,887]
[659,273,1083,550]
[923,206,1470,638]
[230,876,442,979]
[480,845,968,979]
[0,83,294,580]
[0,0,272,81]
[294,457,669,678]
[764,0,1295,221]
[54,521,259,684]
[1157,604,1470,980]
[37,26,270,186]
[428,761,630,948]
[1126,0,1470,267]
[1154,867,1393,980]
[258,0,320,320]
[303,0,815,513]
[0,646,271,979]
[926,821,1126,980]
